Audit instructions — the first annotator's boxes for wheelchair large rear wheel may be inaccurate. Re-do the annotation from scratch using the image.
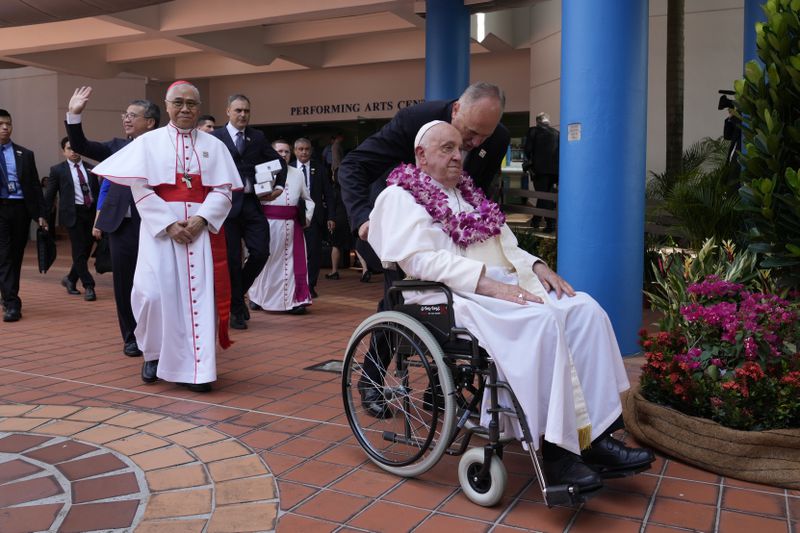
[342,311,455,477]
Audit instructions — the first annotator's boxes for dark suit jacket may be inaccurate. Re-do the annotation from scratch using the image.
[338,99,510,232]
[44,160,99,228]
[64,121,136,233]
[210,126,287,219]
[293,158,335,228]
[3,142,45,221]
[524,124,559,176]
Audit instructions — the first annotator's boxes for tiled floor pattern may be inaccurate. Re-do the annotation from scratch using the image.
[0,404,278,532]
[0,240,798,532]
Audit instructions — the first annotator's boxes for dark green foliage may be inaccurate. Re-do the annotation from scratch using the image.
[735,0,800,288]
[512,229,557,270]
[665,164,742,248]
[647,138,742,248]
[646,137,729,202]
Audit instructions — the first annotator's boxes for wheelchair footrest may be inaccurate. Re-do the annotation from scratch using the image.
[542,483,602,507]
[595,462,653,479]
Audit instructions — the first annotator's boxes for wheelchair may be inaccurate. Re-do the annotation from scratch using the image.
[341,280,594,507]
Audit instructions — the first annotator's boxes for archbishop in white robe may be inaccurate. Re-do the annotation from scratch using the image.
[92,124,242,385]
[249,166,315,311]
[368,180,630,455]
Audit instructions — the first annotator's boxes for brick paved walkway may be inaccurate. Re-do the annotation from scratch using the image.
[0,241,797,532]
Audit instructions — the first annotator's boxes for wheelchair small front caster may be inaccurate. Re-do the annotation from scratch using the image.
[457,447,507,507]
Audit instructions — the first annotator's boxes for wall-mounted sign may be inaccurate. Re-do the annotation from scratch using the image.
[567,123,581,142]
[290,99,425,117]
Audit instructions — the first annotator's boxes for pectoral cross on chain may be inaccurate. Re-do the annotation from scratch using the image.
[182,172,192,189]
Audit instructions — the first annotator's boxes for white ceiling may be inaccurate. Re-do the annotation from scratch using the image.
[0,0,539,80]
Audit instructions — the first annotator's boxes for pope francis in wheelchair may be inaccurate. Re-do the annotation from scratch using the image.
[341,120,654,507]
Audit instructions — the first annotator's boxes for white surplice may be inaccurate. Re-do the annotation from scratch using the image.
[368,181,630,454]
[92,124,242,384]
[249,166,315,310]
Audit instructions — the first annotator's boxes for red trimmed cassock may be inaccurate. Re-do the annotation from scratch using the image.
[92,123,242,385]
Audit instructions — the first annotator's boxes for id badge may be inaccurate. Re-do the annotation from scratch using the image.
[7,181,17,194]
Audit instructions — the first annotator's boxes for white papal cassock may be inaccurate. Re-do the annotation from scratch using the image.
[92,124,242,384]
[249,166,315,311]
[368,179,630,454]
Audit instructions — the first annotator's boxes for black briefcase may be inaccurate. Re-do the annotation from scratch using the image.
[36,227,57,273]
[92,233,112,274]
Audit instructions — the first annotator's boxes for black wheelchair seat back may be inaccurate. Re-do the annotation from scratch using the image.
[393,302,451,345]
[388,280,487,365]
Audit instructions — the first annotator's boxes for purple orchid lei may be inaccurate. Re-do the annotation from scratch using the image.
[386,163,506,247]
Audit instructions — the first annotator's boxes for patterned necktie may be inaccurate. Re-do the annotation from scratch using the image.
[75,163,91,206]
[301,164,309,190]
[235,131,245,155]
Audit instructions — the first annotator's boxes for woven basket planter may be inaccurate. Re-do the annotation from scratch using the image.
[622,386,800,489]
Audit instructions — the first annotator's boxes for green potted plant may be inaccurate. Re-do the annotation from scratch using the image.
[735,0,800,288]
[627,239,800,488]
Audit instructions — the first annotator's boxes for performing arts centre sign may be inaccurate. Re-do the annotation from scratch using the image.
[289,98,425,118]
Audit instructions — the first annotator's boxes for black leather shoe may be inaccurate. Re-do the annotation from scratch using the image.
[310,287,319,298]
[62,276,80,295]
[179,382,212,393]
[141,360,158,383]
[325,272,340,280]
[248,301,262,311]
[582,435,655,478]
[84,287,97,301]
[3,309,21,322]
[360,271,372,283]
[123,341,143,357]
[543,453,603,493]
[286,306,306,315]
[358,381,393,419]
[229,314,247,330]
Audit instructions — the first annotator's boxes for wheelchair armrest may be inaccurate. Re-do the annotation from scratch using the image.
[391,280,450,290]
[387,280,454,309]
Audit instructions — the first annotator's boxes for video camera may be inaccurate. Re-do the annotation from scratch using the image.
[718,89,735,110]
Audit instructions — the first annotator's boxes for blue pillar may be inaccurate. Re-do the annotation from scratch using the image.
[425,0,470,100]
[558,0,649,355]
[744,0,767,67]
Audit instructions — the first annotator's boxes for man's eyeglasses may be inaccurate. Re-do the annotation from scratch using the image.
[167,99,200,110]
[121,112,142,120]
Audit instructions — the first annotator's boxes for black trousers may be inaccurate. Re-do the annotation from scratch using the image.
[0,201,30,312]
[224,193,270,318]
[304,222,323,289]
[360,266,402,386]
[108,217,139,345]
[531,172,557,229]
[66,206,96,289]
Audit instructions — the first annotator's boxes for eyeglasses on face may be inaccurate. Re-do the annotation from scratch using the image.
[167,99,200,110]
[121,112,143,120]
